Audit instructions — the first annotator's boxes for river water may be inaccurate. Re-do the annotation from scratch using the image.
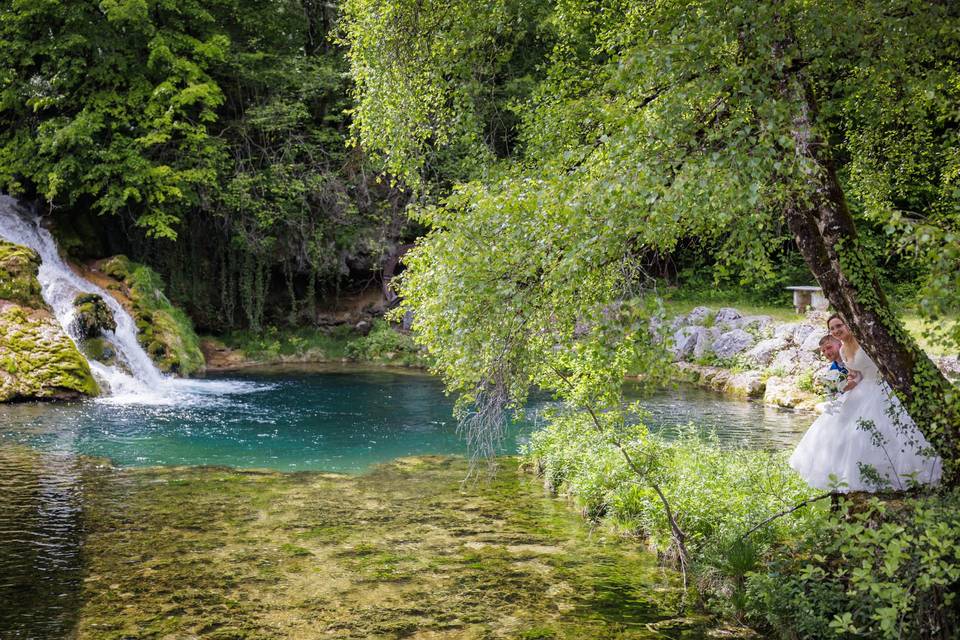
[0,367,811,638]
[1,366,809,473]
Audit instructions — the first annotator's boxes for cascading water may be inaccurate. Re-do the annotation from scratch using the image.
[0,194,167,399]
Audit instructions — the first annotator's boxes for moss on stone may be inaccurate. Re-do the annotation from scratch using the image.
[78,336,117,366]
[96,255,205,376]
[62,457,714,639]
[0,305,99,401]
[99,254,132,281]
[72,293,116,339]
[0,241,46,309]
[0,240,99,402]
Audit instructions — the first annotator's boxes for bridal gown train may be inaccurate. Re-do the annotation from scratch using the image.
[789,346,942,491]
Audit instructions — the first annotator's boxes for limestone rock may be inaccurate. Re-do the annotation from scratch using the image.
[674,363,765,398]
[686,306,713,326]
[692,330,713,360]
[0,303,99,401]
[737,315,773,333]
[793,323,817,348]
[724,371,766,398]
[671,326,709,361]
[764,375,810,409]
[770,348,802,375]
[712,329,755,359]
[714,307,742,324]
[799,328,825,353]
[774,322,801,342]
[746,337,788,366]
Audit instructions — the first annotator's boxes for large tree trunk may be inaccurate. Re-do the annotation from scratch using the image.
[781,77,959,486]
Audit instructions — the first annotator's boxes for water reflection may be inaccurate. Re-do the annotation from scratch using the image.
[0,446,85,638]
[629,383,809,449]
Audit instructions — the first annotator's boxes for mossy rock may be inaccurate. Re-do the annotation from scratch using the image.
[0,241,47,309]
[0,304,99,401]
[79,336,118,367]
[97,255,205,376]
[72,293,116,339]
[99,254,133,282]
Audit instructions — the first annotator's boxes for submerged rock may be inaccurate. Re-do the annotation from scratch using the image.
[53,457,710,639]
[0,242,99,401]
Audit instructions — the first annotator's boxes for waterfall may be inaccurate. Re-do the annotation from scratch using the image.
[0,194,166,399]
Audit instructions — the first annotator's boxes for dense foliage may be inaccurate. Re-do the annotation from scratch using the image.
[342,1,960,634]
[342,0,960,472]
[525,418,960,639]
[0,0,408,331]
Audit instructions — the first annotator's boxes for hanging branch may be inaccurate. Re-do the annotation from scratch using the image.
[546,363,691,580]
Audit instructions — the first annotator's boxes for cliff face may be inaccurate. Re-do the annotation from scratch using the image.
[0,241,98,402]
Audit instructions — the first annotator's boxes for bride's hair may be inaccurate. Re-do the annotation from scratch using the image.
[826,312,845,329]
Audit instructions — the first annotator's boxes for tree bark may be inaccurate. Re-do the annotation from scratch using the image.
[780,76,959,486]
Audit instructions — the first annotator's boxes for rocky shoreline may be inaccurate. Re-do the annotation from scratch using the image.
[665,305,960,412]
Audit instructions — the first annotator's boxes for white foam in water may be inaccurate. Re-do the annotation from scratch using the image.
[0,194,272,404]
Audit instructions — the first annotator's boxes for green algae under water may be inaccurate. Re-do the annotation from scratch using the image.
[0,366,806,638]
[2,450,720,639]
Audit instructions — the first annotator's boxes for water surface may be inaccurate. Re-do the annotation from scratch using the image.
[0,365,810,473]
[0,366,811,638]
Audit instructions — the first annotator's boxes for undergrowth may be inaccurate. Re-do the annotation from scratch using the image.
[523,412,959,639]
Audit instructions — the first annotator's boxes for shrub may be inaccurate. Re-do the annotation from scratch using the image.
[746,491,960,639]
[523,412,821,588]
[524,412,959,638]
[345,320,428,367]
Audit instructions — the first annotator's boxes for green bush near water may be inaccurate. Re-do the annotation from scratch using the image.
[219,324,358,362]
[345,320,429,367]
[523,413,959,638]
[746,491,960,639]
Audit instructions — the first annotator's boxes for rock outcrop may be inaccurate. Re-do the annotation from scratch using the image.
[668,305,826,410]
[0,241,98,401]
[91,255,205,376]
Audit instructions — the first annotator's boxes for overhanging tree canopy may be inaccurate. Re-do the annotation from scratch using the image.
[341,0,960,482]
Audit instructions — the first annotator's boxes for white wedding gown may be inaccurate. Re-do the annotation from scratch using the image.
[789,347,942,491]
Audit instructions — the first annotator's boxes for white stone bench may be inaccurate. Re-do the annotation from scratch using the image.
[786,285,828,314]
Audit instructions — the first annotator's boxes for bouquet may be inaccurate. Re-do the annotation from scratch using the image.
[816,367,848,399]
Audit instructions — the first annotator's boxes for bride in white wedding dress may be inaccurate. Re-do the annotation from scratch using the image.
[789,315,942,491]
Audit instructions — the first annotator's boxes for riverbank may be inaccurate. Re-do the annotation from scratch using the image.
[200,320,429,371]
[660,304,960,412]
[523,414,960,639]
[1,446,727,639]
